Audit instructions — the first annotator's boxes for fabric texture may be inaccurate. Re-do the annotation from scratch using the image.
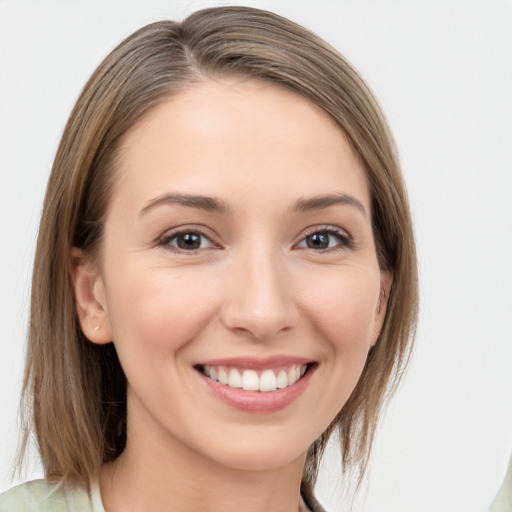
[489,454,512,512]
[0,479,104,512]
[0,478,326,512]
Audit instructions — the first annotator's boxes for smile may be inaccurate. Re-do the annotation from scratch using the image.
[199,364,308,392]
[194,357,316,412]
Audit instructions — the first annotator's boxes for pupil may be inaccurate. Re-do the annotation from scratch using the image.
[307,233,329,249]
[178,233,201,250]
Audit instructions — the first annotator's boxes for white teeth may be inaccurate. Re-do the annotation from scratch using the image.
[228,368,242,388]
[202,364,308,391]
[276,370,288,389]
[259,370,277,392]
[218,368,228,385]
[287,367,298,385]
[242,370,259,391]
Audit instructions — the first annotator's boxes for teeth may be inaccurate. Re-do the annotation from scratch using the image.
[218,368,228,385]
[228,368,242,388]
[202,364,307,391]
[242,370,259,391]
[259,370,277,392]
[276,370,288,389]
[287,367,298,385]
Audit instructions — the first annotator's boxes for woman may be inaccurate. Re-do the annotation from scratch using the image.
[0,6,417,511]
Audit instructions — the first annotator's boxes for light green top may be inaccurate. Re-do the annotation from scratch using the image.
[0,479,318,511]
[490,454,512,512]
[0,479,105,512]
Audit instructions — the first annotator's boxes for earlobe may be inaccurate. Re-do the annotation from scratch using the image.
[69,247,112,345]
[371,270,393,346]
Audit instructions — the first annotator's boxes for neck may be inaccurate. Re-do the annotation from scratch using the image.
[99,418,308,512]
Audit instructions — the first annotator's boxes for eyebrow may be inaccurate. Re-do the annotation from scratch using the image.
[140,192,367,217]
[140,193,231,216]
[292,193,367,216]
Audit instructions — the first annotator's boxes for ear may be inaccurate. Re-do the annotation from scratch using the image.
[371,270,393,347]
[69,247,112,345]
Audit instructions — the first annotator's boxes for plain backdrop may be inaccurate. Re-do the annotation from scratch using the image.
[1,1,511,511]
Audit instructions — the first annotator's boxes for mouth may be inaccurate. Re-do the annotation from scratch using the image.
[194,358,317,413]
[195,363,312,392]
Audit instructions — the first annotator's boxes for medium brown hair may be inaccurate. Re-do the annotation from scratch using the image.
[20,5,418,491]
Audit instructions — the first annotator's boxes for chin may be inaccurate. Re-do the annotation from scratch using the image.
[194,430,311,473]
[217,450,306,473]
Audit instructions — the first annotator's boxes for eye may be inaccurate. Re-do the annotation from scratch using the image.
[296,228,352,251]
[159,230,218,252]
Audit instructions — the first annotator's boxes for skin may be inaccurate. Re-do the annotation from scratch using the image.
[71,78,391,512]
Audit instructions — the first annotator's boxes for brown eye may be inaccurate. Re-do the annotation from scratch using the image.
[160,231,216,252]
[297,229,351,251]
[175,233,202,250]
[305,232,330,249]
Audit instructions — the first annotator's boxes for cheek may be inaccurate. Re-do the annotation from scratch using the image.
[302,267,381,418]
[301,265,380,354]
[103,263,220,357]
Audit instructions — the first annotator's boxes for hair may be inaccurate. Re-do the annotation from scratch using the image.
[20,5,418,493]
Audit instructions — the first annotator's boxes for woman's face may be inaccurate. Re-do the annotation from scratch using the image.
[75,78,390,472]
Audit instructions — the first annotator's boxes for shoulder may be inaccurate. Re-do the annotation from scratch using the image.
[0,479,96,512]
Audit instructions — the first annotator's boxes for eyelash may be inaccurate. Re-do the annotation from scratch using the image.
[158,227,219,253]
[157,225,353,254]
[295,225,353,252]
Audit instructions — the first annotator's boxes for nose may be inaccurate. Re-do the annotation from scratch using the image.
[220,246,300,341]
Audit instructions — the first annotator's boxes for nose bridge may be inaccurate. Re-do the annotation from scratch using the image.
[221,242,298,339]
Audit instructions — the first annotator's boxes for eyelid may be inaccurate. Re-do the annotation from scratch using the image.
[155,223,354,253]
[157,225,222,253]
[294,224,354,250]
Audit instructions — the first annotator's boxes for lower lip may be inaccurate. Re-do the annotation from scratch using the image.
[198,366,315,413]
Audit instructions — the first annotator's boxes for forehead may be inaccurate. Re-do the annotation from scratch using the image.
[111,78,370,215]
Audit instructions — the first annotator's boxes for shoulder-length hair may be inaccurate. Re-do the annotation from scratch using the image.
[21,5,418,490]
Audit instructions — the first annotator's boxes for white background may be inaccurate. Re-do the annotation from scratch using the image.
[1,1,511,511]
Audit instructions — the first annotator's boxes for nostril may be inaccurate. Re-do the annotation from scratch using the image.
[219,264,300,340]
[220,306,299,341]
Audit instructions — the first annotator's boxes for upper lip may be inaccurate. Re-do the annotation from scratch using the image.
[194,355,314,370]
